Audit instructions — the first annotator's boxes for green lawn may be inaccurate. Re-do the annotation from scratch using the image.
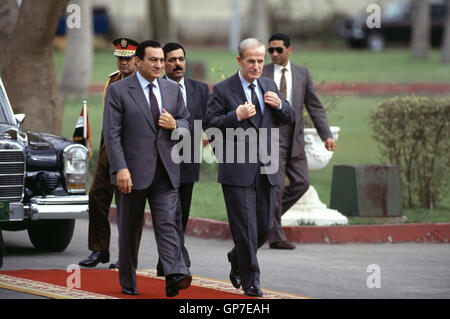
[58,48,450,224]
[53,48,450,85]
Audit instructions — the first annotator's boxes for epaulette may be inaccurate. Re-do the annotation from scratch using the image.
[107,70,120,79]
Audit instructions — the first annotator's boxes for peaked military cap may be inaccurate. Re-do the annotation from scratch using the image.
[112,38,138,57]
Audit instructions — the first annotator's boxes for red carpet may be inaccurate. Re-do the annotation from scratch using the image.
[0,269,293,299]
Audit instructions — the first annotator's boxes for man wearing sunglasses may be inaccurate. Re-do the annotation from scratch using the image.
[262,33,336,250]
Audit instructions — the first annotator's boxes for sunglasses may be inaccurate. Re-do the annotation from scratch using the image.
[268,47,284,54]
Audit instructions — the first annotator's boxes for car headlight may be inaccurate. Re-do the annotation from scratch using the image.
[63,144,88,193]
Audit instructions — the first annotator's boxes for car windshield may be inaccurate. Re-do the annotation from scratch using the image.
[0,79,17,125]
[383,2,409,19]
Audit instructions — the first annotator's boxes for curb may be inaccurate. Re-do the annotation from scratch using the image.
[108,207,450,244]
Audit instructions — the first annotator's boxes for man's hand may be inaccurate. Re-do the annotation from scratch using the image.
[158,108,177,130]
[236,101,256,120]
[324,137,336,151]
[264,91,282,108]
[117,168,133,194]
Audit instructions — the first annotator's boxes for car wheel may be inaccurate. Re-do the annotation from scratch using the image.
[27,219,75,252]
[366,33,385,51]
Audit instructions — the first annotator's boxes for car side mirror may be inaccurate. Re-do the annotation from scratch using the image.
[15,113,26,126]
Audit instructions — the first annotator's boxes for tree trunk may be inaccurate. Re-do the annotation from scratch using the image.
[148,0,174,43]
[60,0,93,100]
[0,0,19,68]
[441,0,450,63]
[1,0,69,135]
[411,0,430,59]
[250,0,269,44]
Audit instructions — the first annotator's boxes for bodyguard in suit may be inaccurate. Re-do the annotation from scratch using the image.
[155,42,210,275]
[262,33,336,250]
[103,40,192,297]
[205,38,295,297]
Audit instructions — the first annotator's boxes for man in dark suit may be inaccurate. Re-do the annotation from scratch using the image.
[155,42,210,276]
[103,40,192,297]
[262,33,336,250]
[205,38,295,297]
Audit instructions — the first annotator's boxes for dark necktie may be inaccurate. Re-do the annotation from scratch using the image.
[148,83,160,127]
[248,83,262,126]
[280,68,287,100]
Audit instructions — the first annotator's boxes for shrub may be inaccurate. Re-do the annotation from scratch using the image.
[369,96,449,209]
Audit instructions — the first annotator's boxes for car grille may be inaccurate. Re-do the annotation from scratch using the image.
[0,149,25,202]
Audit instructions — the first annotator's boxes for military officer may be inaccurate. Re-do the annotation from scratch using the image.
[79,38,139,269]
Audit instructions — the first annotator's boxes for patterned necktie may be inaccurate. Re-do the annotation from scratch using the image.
[280,68,287,100]
[248,83,262,125]
[148,83,160,127]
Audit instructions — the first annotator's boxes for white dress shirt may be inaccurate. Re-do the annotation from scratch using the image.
[273,61,292,105]
[136,70,163,113]
[238,70,265,114]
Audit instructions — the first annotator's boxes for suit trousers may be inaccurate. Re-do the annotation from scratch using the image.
[115,158,188,288]
[222,171,275,289]
[156,182,193,274]
[269,125,310,244]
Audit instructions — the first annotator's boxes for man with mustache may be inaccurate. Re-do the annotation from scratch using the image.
[103,40,191,297]
[205,38,295,297]
[154,42,210,276]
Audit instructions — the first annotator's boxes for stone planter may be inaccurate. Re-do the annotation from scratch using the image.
[282,126,349,226]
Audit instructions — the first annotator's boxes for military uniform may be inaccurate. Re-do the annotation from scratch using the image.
[79,38,138,268]
[87,70,123,254]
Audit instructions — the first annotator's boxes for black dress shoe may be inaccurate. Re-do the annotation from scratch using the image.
[269,240,296,250]
[244,286,263,297]
[78,251,110,267]
[165,274,192,297]
[227,251,241,289]
[122,287,138,295]
[109,260,119,269]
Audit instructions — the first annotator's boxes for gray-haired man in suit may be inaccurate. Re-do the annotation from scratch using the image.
[262,33,336,250]
[103,40,192,297]
[205,38,295,297]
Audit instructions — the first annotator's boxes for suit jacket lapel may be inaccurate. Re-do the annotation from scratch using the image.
[184,79,196,115]
[264,63,275,80]
[128,74,157,133]
[291,64,302,109]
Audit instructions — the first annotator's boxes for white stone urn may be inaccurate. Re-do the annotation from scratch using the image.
[281,126,348,226]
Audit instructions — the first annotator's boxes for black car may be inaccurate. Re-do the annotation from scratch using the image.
[0,78,88,252]
[337,1,447,51]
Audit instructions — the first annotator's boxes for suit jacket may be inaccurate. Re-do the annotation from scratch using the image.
[103,73,190,190]
[205,72,295,187]
[262,63,332,158]
[162,76,210,184]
